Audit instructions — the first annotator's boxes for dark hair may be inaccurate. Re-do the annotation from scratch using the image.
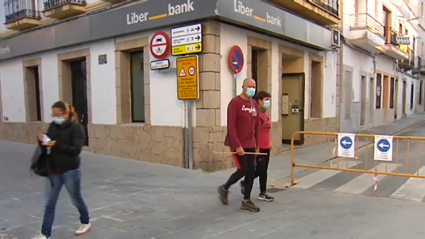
[253,91,271,103]
[51,101,79,123]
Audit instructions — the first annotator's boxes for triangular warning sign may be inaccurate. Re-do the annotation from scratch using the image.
[179,68,186,77]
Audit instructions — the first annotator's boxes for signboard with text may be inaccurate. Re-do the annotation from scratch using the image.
[374,135,393,161]
[171,23,202,56]
[176,56,199,100]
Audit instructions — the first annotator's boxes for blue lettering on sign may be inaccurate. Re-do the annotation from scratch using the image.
[340,136,353,150]
[377,139,391,152]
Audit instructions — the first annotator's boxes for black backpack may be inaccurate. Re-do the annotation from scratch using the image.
[30,145,51,177]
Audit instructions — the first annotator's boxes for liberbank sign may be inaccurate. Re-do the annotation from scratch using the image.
[0,0,332,61]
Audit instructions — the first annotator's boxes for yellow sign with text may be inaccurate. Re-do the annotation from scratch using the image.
[172,43,202,56]
[177,56,199,100]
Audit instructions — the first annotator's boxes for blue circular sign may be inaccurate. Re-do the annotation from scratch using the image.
[228,45,244,74]
[340,136,353,150]
[377,139,391,152]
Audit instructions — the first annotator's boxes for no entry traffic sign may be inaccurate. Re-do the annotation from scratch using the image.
[228,45,244,74]
[150,31,170,59]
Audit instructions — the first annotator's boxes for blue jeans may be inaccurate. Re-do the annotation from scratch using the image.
[41,168,90,237]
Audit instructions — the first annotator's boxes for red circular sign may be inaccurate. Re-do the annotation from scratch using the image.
[228,45,244,74]
[150,31,170,59]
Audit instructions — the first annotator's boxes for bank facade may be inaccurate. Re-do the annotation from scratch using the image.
[0,0,340,171]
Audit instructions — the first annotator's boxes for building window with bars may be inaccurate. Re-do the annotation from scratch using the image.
[4,0,40,24]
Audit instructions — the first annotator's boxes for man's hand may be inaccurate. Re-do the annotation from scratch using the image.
[255,148,260,154]
[37,133,44,141]
[42,141,56,147]
[235,147,245,156]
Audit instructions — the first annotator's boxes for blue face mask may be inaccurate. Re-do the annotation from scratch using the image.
[53,117,66,125]
[263,100,270,109]
[246,88,256,98]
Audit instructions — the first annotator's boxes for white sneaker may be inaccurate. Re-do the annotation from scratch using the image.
[75,223,91,236]
[31,234,49,239]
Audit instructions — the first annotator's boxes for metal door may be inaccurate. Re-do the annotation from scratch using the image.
[281,73,305,145]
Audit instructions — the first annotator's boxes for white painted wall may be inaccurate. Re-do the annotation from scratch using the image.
[220,25,248,126]
[41,52,59,122]
[343,46,374,102]
[322,51,337,118]
[115,29,185,127]
[219,23,337,126]
[0,59,25,122]
[89,40,116,124]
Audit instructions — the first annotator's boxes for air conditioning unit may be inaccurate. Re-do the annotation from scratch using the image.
[331,29,341,48]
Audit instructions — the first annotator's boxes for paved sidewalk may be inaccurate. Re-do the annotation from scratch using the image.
[211,113,425,188]
[2,138,425,238]
[0,115,425,238]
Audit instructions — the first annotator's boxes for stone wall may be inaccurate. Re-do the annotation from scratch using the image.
[87,125,184,167]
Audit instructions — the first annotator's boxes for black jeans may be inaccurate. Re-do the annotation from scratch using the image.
[224,148,256,200]
[255,148,271,193]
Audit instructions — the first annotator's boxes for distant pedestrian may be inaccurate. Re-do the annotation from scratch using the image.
[217,78,261,212]
[240,91,274,202]
[33,101,91,239]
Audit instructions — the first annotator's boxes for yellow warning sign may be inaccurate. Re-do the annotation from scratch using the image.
[177,56,198,100]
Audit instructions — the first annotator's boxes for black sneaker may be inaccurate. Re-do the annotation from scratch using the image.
[258,192,274,202]
[240,180,245,195]
[241,200,260,212]
[217,185,229,205]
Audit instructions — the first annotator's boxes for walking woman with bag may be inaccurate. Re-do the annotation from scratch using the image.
[32,101,91,239]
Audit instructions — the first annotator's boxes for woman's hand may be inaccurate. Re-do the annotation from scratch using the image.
[37,133,44,141]
[42,141,56,147]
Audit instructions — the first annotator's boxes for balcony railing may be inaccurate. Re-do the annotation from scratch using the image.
[384,27,399,44]
[4,0,41,24]
[350,13,385,37]
[43,0,86,11]
[308,0,339,16]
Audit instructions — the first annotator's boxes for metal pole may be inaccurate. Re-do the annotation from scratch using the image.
[183,100,189,169]
[187,100,194,169]
[233,73,237,96]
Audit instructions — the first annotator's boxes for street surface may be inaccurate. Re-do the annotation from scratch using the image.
[291,121,425,202]
[1,114,425,238]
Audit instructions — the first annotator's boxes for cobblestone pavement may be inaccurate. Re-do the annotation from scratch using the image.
[1,114,425,238]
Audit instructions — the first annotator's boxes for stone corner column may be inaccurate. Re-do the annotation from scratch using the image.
[192,20,232,172]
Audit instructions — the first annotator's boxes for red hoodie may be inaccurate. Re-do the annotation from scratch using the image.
[224,96,260,149]
[258,111,271,149]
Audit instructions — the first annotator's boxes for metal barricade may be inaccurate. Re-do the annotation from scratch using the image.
[290,131,425,186]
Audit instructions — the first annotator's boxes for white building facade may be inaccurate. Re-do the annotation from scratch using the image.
[0,0,341,171]
[341,0,425,132]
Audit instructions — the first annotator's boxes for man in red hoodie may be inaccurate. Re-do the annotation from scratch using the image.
[217,78,260,212]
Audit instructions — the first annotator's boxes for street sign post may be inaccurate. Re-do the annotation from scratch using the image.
[374,135,393,161]
[176,56,199,100]
[337,133,355,158]
[228,45,244,74]
[149,31,170,59]
[228,45,244,96]
[171,23,202,56]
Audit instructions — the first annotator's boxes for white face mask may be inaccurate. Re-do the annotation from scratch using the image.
[263,100,270,109]
[53,117,66,125]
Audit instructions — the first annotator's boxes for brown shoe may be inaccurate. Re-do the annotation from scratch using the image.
[217,186,229,205]
[241,200,260,212]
